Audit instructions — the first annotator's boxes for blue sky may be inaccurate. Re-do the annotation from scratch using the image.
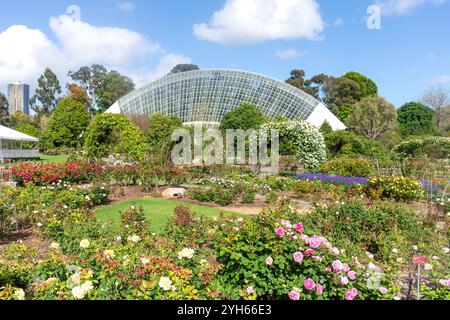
[0,0,449,107]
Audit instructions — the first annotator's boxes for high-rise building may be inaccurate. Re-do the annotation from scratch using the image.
[7,82,30,115]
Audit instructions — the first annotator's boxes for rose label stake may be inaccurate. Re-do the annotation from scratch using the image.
[413,256,426,300]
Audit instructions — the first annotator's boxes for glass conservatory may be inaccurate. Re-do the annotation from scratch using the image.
[106,69,346,131]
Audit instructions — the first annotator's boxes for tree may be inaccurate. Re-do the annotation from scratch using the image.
[66,84,90,107]
[0,92,8,125]
[96,71,135,112]
[397,102,436,138]
[422,86,449,131]
[170,64,200,74]
[68,64,108,112]
[219,103,267,131]
[343,72,378,98]
[16,124,39,138]
[9,111,32,128]
[347,96,397,140]
[323,77,362,115]
[83,114,148,161]
[285,69,320,98]
[30,68,62,118]
[42,98,90,149]
[147,113,183,161]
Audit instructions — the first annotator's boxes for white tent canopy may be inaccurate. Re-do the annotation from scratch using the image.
[0,125,38,142]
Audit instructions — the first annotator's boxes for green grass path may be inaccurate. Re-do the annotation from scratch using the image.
[96,197,245,232]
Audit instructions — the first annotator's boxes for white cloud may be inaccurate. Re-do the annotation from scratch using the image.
[333,18,344,27]
[0,10,190,92]
[275,49,308,60]
[193,0,324,44]
[117,1,135,12]
[432,75,450,85]
[375,0,446,15]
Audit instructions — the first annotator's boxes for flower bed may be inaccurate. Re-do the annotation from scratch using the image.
[2,162,102,186]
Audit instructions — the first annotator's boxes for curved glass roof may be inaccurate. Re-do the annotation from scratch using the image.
[111,69,324,124]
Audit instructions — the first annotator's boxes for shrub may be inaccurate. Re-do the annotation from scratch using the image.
[392,137,450,160]
[366,176,424,201]
[42,98,90,149]
[324,130,387,159]
[212,202,394,300]
[321,158,375,177]
[83,114,148,161]
[261,121,327,172]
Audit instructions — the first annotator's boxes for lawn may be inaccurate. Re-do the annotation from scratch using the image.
[96,197,246,232]
[35,155,69,164]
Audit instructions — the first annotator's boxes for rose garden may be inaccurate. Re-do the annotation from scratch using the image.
[0,99,449,301]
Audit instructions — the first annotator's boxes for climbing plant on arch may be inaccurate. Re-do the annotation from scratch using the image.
[84,114,148,161]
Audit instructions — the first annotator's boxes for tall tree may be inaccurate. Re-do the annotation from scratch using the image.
[322,77,362,115]
[285,69,320,98]
[422,86,449,131]
[397,102,436,138]
[343,72,378,98]
[347,96,397,140]
[0,92,8,125]
[68,64,107,113]
[96,71,135,112]
[66,84,90,108]
[170,64,200,74]
[30,68,62,118]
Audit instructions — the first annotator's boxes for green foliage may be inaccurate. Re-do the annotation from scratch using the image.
[392,136,450,160]
[321,158,376,177]
[96,71,135,113]
[343,72,378,98]
[397,102,436,138]
[219,103,267,131]
[147,113,183,161]
[0,92,8,124]
[366,176,424,201]
[324,130,387,158]
[83,114,148,161]
[42,98,90,149]
[304,202,430,261]
[30,68,62,118]
[15,124,39,138]
[169,64,200,74]
[319,121,333,136]
[347,96,397,140]
[261,121,327,172]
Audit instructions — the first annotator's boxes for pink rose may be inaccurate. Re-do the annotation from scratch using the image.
[439,279,450,286]
[304,278,316,291]
[340,277,349,286]
[294,251,304,264]
[342,263,350,273]
[345,288,358,301]
[331,247,340,256]
[379,287,388,294]
[348,271,357,281]
[304,249,315,255]
[266,256,273,266]
[309,236,322,248]
[312,256,322,263]
[325,267,332,273]
[332,260,343,273]
[247,286,254,295]
[316,285,323,296]
[294,223,304,233]
[275,227,285,238]
[289,289,300,300]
